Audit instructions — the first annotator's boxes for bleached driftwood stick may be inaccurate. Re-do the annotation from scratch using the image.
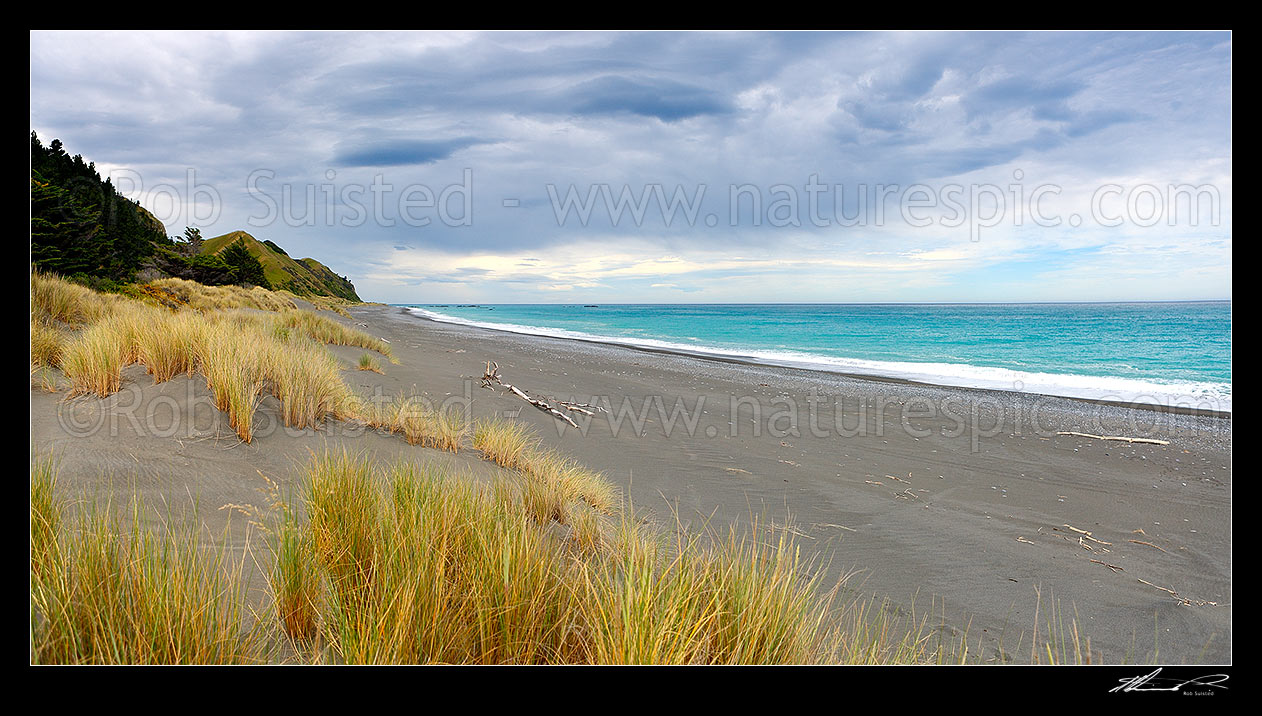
[480,361,605,428]
[1056,431,1170,446]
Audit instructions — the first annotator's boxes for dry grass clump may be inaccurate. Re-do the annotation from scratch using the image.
[59,317,132,397]
[267,451,868,664]
[276,310,391,358]
[147,276,297,312]
[472,418,537,471]
[194,319,358,441]
[278,452,586,663]
[32,273,376,443]
[277,290,355,318]
[473,419,616,515]
[133,309,202,382]
[357,353,382,373]
[391,397,467,452]
[265,336,356,431]
[31,270,122,325]
[529,448,618,514]
[31,318,67,367]
[518,473,571,525]
[29,462,261,665]
[199,325,265,441]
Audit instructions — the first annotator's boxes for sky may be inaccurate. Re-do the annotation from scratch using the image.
[29,30,1231,304]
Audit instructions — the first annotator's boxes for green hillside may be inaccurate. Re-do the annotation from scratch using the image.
[201,231,360,301]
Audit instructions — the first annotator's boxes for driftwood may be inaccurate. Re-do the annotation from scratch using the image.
[1137,579,1220,607]
[1056,431,1170,446]
[1089,559,1125,573]
[480,361,606,428]
[1128,539,1169,553]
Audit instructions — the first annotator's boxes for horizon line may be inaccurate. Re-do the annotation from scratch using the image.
[387,299,1232,307]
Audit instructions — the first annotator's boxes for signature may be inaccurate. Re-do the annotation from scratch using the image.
[1111,668,1229,693]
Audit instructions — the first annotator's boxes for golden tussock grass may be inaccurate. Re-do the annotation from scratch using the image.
[474,419,617,515]
[33,273,380,443]
[273,451,886,664]
[29,459,261,665]
[278,290,355,318]
[393,398,466,452]
[148,276,297,312]
[59,318,131,397]
[357,353,383,373]
[472,418,537,471]
[31,270,123,325]
[30,318,66,368]
[30,449,1093,665]
[276,309,391,358]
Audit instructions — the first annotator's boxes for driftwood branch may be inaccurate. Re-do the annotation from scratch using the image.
[1056,431,1170,446]
[1137,579,1220,607]
[480,361,605,427]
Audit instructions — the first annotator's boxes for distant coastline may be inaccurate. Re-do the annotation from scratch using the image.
[402,303,1232,416]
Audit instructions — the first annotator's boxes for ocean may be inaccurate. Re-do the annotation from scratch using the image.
[402,302,1232,413]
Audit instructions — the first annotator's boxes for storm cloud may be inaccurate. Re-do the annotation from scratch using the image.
[30,30,1232,303]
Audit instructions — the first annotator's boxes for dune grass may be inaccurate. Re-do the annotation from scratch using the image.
[32,272,389,442]
[357,353,382,373]
[30,444,1096,666]
[278,289,355,318]
[269,451,849,664]
[59,318,131,397]
[474,419,617,515]
[391,398,467,452]
[147,276,297,312]
[267,451,989,664]
[276,309,391,358]
[30,318,66,368]
[29,461,261,665]
[31,270,123,325]
[472,418,537,470]
[29,451,922,665]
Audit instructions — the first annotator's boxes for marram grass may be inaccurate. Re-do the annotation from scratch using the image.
[357,352,383,373]
[30,450,1097,664]
[32,272,387,443]
[272,452,963,664]
[474,418,617,515]
[29,464,262,664]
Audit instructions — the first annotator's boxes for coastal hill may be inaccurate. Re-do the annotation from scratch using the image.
[31,131,361,303]
[200,230,361,302]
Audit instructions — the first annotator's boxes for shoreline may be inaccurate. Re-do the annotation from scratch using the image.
[399,306,1233,420]
[369,302,1233,662]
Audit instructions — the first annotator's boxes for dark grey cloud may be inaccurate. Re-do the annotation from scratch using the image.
[965,77,1084,122]
[562,75,731,121]
[333,137,488,167]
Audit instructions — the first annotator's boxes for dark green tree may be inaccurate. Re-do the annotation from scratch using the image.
[220,239,271,289]
[176,226,205,256]
[31,131,167,280]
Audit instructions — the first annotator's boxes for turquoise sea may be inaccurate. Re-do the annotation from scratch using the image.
[402,302,1232,412]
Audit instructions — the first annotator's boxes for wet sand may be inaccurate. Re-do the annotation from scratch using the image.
[30,302,1232,663]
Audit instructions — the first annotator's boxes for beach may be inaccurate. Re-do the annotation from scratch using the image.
[30,302,1232,664]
